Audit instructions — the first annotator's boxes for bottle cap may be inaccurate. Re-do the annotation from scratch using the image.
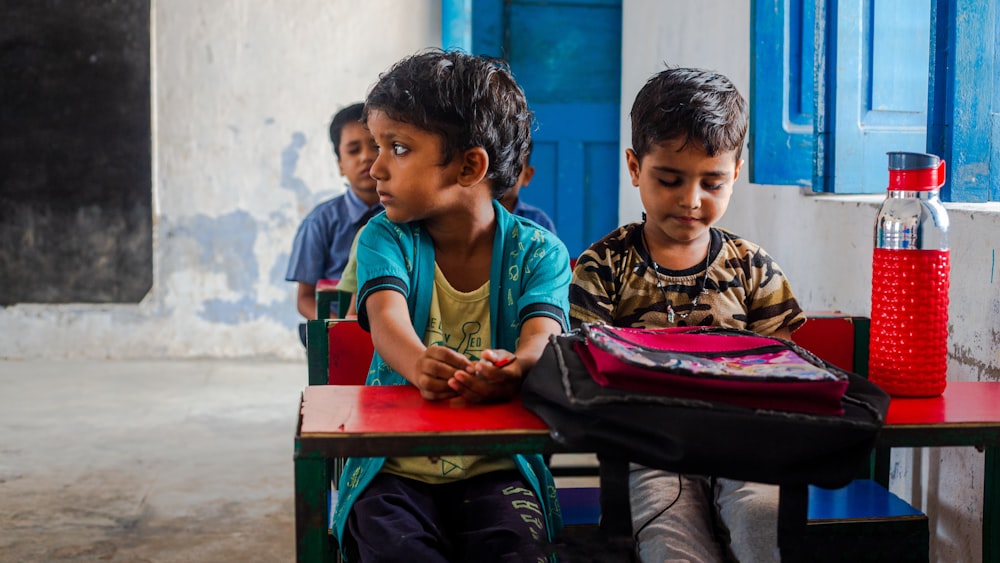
[887,152,946,191]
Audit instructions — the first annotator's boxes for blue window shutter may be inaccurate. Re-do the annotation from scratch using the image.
[928,0,999,203]
[817,0,931,194]
[749,0,816,186]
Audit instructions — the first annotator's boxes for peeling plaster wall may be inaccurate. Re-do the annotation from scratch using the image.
[0,1,440,360]
[620,2,1000,561]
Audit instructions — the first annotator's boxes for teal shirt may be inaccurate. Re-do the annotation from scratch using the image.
[333,201,571,556]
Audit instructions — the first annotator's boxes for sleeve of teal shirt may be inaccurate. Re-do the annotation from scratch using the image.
[355,215,411,331]
[514,220,572,330]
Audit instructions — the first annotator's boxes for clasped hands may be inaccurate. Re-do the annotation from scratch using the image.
[413,345,521,403]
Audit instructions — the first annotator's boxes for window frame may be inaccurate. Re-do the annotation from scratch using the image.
[750,0,998,203]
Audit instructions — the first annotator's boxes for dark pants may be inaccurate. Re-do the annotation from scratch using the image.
[346,470,550,563]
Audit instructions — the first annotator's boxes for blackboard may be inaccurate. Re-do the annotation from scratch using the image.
[0,0,152,305]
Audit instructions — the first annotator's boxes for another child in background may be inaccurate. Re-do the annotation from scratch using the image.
[332,50,572,562]
[569,67,806,562]
[285,103,383,328]
[336,142,559,317]
[499,141,557,233]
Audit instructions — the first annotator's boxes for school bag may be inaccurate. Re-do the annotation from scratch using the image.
[522,324,890,489]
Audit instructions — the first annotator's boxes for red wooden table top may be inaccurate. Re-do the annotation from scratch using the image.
[300,381,1000,440]
[885,381,1000,427]
[299,384,549,436]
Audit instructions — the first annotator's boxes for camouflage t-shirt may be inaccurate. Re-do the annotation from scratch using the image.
[569,223,805,335]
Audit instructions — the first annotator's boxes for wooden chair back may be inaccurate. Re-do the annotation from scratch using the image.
[327,320,372,385]
[306,318,373,386]
[316,278,351,320]
[791,313,870,377]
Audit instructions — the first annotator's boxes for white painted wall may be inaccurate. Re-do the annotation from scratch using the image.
[620,1,1000,561]
[0,0,441,360]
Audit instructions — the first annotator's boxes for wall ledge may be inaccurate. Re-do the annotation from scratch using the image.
[805,192,1000,217]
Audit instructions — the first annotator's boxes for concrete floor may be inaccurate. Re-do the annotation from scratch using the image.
[0,358,305,562]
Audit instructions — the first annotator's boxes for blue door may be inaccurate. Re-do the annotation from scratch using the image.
[443,0,622,258]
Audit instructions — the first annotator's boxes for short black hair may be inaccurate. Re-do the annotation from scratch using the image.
[363,49,533,198]
[630,67,747,161]
[329,102,365,160]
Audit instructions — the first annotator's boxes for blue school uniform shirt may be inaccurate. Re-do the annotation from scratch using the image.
[331,200,571,554]
[285,188,382,284]
[512,198,557,234]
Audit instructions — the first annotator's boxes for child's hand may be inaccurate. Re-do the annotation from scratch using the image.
[413,345,468,400]
[448,349,522,403]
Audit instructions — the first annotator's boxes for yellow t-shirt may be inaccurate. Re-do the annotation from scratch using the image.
[424,263,492,360]
[382,264,516,483]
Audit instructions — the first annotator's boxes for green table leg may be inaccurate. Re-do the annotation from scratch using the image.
[985,446,998,563]
[295,445,334,563]
[872,446,891,487]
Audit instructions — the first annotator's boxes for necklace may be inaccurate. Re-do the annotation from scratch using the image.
[641,230,711,324]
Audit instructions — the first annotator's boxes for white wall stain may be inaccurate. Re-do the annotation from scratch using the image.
[280,131,310,204]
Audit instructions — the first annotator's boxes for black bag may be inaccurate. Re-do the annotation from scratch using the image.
[522,329,890,489]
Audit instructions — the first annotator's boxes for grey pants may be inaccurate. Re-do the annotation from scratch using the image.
[629,464,780,563]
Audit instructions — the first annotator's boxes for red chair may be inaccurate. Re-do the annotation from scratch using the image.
[790,312,869,378]
[306,319,372,386]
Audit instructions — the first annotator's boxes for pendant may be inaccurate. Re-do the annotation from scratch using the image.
[667,307,676,324]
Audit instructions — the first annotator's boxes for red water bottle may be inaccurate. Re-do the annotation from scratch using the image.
[870,152,950,397]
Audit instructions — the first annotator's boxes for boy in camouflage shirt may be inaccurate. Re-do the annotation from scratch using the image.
[570,67,805,562]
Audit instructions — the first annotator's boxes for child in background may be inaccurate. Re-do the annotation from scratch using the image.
[499,141,557,233]
[570,67,806,562]
[337,142,557,316]
[285,103,382,329]
[332,50,571,562]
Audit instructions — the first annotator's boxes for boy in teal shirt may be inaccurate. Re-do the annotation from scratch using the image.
[334,50,571,562]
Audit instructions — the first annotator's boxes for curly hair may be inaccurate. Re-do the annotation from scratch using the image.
[630,67,747,161]
[328,102,365,160]
[363,49,533,198]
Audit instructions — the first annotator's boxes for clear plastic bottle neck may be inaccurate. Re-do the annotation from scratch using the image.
[886,189,940,200]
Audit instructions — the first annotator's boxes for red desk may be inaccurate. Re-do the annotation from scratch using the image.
[295,385,552,562]
[881,381,1000,446]
[297,382,1000,562]
[298,384,551,458]
[878,381,1000,562]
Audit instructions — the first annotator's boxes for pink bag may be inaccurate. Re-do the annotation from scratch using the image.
[574,324,850,415]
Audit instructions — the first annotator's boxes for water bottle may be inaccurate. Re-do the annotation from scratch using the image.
[870,152,950,397]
